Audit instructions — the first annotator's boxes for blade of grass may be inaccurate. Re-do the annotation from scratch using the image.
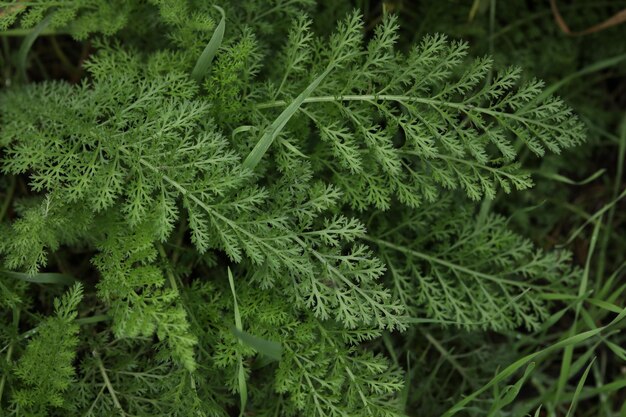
[586,298,625,314]
[565,357,596,417]
[17,12,54,82]
[535,52,626,101]
[0,314,110,355]
[555,219,601,406]
[532,168,605,186]
[596,114,626,283]
[227,267,247,417]
[230,327,282,361]
[0,175,15,222]
[423,332,469,381]
[0,269,75,285]
[191,5,225,83]
[487,363,535,417]
[597,261,626,304]
[441,305,626,417]
[75,314,111,326]
[560,187,626,247]
[242,67,332,171]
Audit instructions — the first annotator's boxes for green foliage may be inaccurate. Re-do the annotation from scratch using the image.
[0,1,623,416]
[92,217,197,371]
[0,0,135,39]
[249,13,584,210]
[369,196,579,331]
[12,283,83,415]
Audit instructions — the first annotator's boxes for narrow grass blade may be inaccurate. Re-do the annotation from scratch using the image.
[1,269,75,285]
[231,327,282,361]
[17,12,54,82]
[75,314,111,326]
[487,363,535,417]
[556,219,599,405]
[441,306,626,417]
[242,67,332,170]
[227,267,242,331]
[191,5,225,82]
[424,332,469,380]
[231,125,254,141]
[586,298,624,314]
[227,267,247,417]
[604,340,626,361]
[596,114,626,283]
[554,379,626,405]
[565,357,596,417]
[533,168,605,185]
[236,358,247,417]
[534,52,626,102]
[560,187,626,247]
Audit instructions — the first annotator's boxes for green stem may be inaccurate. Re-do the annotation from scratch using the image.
[595,114,626,284]
[94,350,126,416]
[0,309,19,404]
[255,94,557,131]
[0,314,111,348]
[364,235,543,290]
[423,331,470,381]
[170,212,188,266]
[0,343,13,402]
[157,243,179,292]
[136,155,295,264]
[0,27,68,36]
[50,36,74,70]
[0,175,16,222]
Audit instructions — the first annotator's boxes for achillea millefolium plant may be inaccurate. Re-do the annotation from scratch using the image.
[1,1,625,416]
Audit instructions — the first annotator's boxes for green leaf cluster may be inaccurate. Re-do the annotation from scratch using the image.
[1,1,616,417]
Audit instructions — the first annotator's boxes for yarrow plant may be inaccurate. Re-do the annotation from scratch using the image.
[2,1,623,416]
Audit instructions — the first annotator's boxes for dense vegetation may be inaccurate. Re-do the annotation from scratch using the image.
[0,1,624,416]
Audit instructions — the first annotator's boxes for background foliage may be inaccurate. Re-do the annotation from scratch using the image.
[0,0,625,416]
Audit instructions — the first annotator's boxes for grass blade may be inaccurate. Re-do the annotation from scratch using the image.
[17,12,54,82]
[560,187,626,247]
[231,327,282,361]
[534,52,626,102]
[227,267,242,331]
[565,357,596,417]
[242,67,332,171]
[441,306,626,417]
[487,362,535,417]
[227,267,247,417]
[555,219,601,404]
[191,5,225,82]
[0,269,75,285]
[533,168,605,186]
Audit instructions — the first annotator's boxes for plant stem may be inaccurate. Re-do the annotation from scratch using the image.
[94,350,126,416]
[0,343,13,402]
[0,309,19,404]
[0,175,16,222]
[50,36,74,71]
[0,343,13,404]
[364,235,542,289]
[255,94,558,130]
[157,243,179,292]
